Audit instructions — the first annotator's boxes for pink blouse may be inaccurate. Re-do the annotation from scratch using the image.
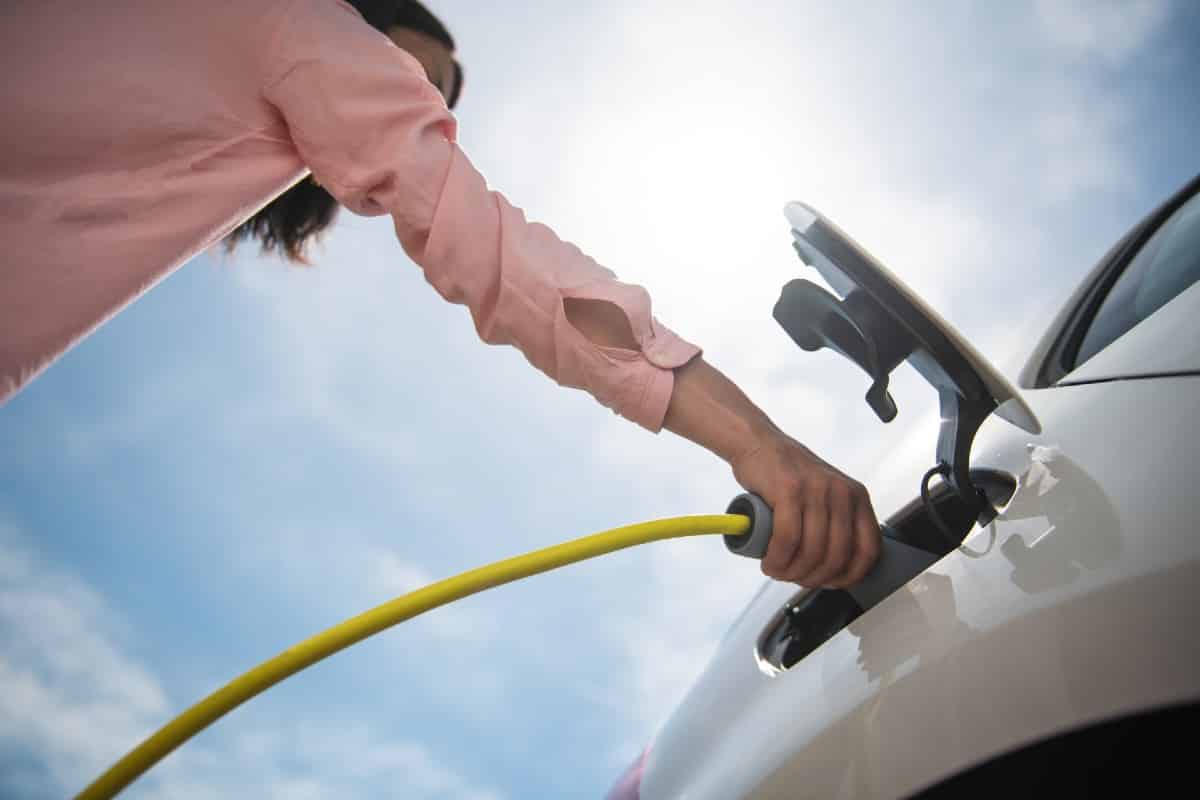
[0,0,700,430]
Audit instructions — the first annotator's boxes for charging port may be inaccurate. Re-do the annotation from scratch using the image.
[756,469,1016,673]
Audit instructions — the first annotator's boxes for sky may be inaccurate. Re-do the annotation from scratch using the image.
[2,1,1199,797]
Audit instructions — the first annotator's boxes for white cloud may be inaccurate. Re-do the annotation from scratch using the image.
[230,518,501,647]
[56,360,223,467]
[0,522,168,795]
[0,523,504,799]
[142,724,505,800]
[1029,80,1137,202]
[369,549,438,595]
[1035,0,1171,64]
[361,546,498,642]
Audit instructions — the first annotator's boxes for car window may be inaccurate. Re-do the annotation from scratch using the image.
[1073,190,1200,368]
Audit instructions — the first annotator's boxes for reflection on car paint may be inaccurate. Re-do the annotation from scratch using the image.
[998,444,1122,595]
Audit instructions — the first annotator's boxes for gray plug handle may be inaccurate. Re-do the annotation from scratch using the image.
[724,493,940,609]
[846,535,939,608]
[724,493,774,558]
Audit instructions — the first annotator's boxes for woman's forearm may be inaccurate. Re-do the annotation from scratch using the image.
[662,356,779,466]
[570,302,881,588]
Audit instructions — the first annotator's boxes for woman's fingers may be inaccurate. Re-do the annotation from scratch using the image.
[788,488,829,584]
[799,483,854,587]
[761,494,803,579]
[758,475,881,589]
[829,493,883,588]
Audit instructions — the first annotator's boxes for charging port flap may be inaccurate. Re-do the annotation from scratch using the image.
[776,202,1039,529]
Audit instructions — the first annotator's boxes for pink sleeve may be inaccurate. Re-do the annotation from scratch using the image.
[262,0,700,431]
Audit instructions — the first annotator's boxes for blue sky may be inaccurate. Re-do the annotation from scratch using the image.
[2,1,1198,797]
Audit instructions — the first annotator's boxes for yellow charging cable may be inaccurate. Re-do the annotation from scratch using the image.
[77,513,753,799]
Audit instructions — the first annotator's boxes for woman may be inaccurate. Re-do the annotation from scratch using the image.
[225,0,465,262]
[0,0,880,589]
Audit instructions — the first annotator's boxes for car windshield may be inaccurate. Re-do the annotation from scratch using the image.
[1075,189,1200,367]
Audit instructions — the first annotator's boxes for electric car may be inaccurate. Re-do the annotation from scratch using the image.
[608,173,1200,799]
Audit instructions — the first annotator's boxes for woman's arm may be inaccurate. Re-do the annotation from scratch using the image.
[571,297,883,585]
[566,299,882,587]
[263,0,880,586]
[663,357,880,587]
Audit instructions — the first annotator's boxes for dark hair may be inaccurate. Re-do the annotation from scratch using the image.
[226,1,463,263]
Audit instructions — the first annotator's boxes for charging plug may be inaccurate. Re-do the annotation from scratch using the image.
[724,493,773,558]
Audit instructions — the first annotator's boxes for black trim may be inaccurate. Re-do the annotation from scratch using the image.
[910,701,1199,798]
[1035,173,1200,387]
[1056,369,1200,388]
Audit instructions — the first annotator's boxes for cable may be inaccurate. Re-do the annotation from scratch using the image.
[920,463,961,547]
[76,513,752,800]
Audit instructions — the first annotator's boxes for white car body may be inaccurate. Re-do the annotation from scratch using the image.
[624,175,1200,799]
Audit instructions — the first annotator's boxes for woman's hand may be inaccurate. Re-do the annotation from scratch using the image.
[730,430,880,587]
[662,356,881,588]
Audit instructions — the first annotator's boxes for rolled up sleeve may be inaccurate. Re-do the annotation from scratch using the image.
[263,0,700,431]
